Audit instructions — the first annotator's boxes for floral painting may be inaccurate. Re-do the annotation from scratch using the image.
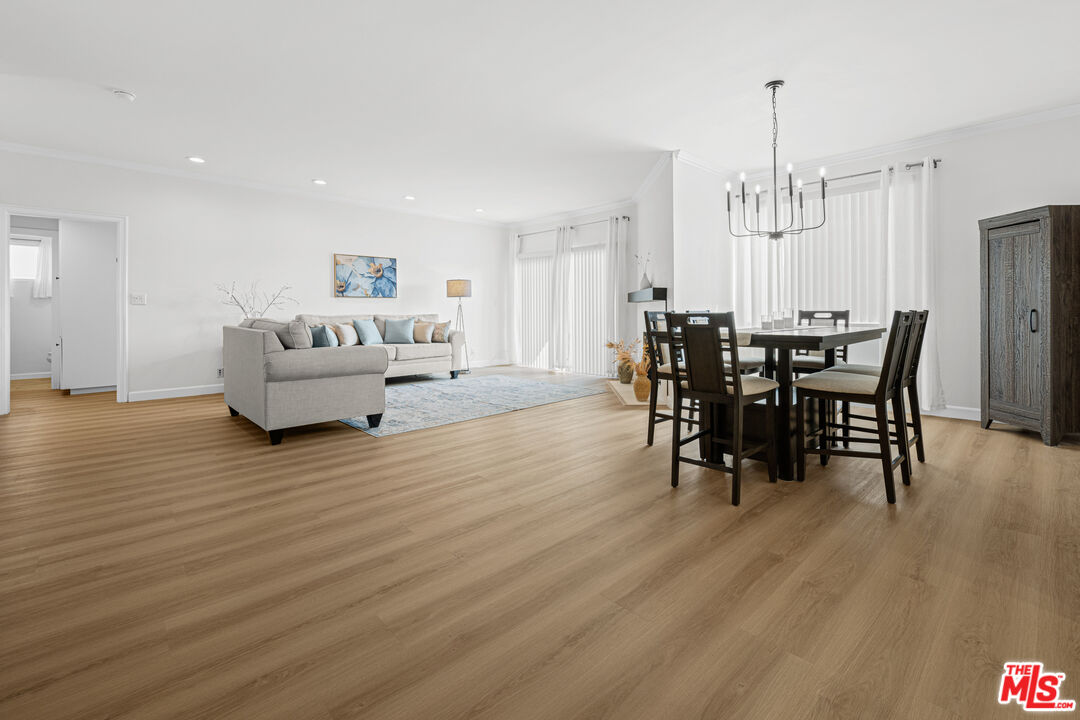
[333,254,398,298]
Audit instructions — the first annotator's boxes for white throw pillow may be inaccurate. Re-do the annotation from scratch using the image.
[332,323,360,346]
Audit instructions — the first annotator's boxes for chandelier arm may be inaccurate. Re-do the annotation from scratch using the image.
[804,194,828,231]
[727,208,755,238]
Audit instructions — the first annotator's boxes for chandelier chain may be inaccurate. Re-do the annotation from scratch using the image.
[771,86,778,150]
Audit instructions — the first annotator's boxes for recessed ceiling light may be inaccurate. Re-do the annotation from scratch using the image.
[112,89,136,102]
[187,156,206,164]
[403,195,415,201]
[312,179,327,186]
[474,208,484,213]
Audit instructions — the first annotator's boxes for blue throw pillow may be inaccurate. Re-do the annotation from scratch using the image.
[310,324,337,347]
[383,317,415,344]
[353,319,383,345]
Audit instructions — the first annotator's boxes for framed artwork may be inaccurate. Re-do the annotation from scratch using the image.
[333,253,397,298]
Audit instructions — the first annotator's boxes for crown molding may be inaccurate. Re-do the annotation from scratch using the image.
[631,151,674,202]
[738,100,1080,181]
[671,150,734,178]
[511,198,635,231]
[0,139,505,229]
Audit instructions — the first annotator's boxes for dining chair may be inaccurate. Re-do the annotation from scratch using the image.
[793,311,914,504]
[832,310,929,463]
[643,311,700,446]
[666,312,779,506]
[794,309,852,445]
[793,310,851,374]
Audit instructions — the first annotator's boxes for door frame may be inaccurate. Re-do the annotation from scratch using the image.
[1,205,129,415]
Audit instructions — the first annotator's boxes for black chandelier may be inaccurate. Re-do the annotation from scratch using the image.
[726,80,827,240]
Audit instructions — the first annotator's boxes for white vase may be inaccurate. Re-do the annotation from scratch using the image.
[639,273,652,290]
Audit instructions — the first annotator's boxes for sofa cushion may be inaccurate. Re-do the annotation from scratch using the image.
[331,323,360,346]
[242,318,313,349]
[392,343,453,361]
[432,321,452,343]
[353,318,383,345]
[384,318,415,343]
[264,346,388,382]
[310,325,336,348]
[414,321,435,343]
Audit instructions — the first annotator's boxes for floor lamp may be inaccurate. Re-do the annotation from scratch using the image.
[446,279,471,373]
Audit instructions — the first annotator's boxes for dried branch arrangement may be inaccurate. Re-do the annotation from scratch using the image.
[217,281,298,318]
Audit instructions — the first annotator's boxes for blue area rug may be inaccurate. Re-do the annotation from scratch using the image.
[340,374,606,437]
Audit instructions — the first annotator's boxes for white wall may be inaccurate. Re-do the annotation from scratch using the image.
[669,111,1080,413]
[630,154,673,337]
[10,280,51,376]
[0,150,509,400]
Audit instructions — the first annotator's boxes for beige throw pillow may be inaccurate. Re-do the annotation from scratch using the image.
[413,321,435,343]
[432,321,452,343]
[331,323,360,346]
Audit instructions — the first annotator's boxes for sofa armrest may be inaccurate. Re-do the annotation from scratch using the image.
[224,326,274,429]
[263,345,389,382]
[448,329,466,371]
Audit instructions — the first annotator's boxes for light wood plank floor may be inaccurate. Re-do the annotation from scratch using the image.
[1,372,1078,720]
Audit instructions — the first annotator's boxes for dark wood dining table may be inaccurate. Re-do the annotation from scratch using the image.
[736,323,887,480]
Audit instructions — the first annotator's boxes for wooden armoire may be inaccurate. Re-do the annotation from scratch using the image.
[980,206,1080,445]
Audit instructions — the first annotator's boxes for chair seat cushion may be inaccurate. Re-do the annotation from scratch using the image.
[793,370,878,396]
[791,355,828,369]
[392,342,453,361]
[660,358,762,376]
[829,363,881,376]
[680,375,778,397]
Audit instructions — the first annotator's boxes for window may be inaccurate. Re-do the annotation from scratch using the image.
[9,242,40,280]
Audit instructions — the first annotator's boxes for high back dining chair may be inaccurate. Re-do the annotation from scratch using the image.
[644,311,699,445]
[792,311,914,504]
[834,310,929,463]
[793,310,851,374]
[666,312,778,506]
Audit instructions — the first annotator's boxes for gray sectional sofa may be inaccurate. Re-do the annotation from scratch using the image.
[223,313,465,444]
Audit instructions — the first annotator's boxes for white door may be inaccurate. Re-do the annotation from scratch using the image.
[58,219,117,390]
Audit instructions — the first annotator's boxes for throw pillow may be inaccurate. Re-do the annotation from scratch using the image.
[353,319,383,345]
[310,324,335,348]
[332,323,360,346]
[383,317,416,344]
[248,318,313,349]
[432,321,452,343]
[413,321,435,343]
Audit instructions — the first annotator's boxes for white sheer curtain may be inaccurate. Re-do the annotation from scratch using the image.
[33,238,53,299]
[514,218,623,375]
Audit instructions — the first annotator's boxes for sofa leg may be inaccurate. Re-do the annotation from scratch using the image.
[228,405,239,417]
[367,413,383,428]
[268,429,284,445]
[450,370,459,379]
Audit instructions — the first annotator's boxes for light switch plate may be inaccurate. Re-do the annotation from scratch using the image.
[129,292,147,306]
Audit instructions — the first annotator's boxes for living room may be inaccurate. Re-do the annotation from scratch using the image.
[2,2,1079,718]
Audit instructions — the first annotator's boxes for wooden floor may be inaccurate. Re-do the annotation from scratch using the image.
[1,371,1078,720]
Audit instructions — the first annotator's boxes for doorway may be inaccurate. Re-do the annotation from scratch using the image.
[1,207,128,415]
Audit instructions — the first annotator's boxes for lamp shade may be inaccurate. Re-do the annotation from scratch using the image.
[446,279,472,298]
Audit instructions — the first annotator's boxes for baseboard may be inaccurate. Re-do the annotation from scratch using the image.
[924,405,980,421]
[11,371,51,380]
[128,383,224,402]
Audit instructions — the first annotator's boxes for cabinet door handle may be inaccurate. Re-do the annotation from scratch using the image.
[1030,309,1038,333]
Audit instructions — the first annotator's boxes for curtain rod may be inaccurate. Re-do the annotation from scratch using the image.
[739,158,942,197]
[517,215,630,238]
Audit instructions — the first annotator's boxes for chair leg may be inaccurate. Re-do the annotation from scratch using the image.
[892,394,912,487]
[730,406,743,506]
[819,397,830,466]
[766,396,778,483]
[647,375,659,446]
[875,401,897,504]
[670,397,682,488]
[796,390,807,483]
[842,401,850,448]
[908,384,926,462]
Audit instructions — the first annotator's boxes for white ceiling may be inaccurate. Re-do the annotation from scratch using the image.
[2,0,1079,224]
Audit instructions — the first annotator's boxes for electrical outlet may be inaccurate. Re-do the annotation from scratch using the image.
[129,292,147,306]
[217,368,224,378]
